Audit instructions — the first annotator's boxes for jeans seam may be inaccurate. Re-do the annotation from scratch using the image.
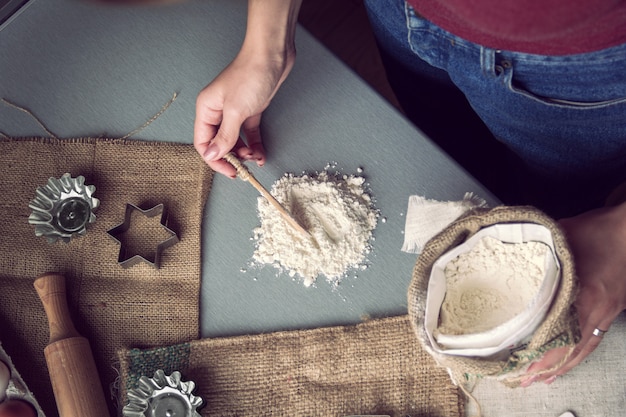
[403,1,412,55]
[500,48,626,65]
[506,76,626,109]
[404,2,475,55]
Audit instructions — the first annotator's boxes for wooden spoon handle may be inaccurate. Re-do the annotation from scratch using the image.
[223,153,312,238]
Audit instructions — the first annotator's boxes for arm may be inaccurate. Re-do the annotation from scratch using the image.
[194,0,303,177]
[521,199,626,386]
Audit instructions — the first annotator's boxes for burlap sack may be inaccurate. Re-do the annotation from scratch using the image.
[408,206,580,386]
[117,315,463,417]
[0,137,212,417]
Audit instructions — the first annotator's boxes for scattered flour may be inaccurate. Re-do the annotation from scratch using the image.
[252,170,378,287]
[437,236,549,335]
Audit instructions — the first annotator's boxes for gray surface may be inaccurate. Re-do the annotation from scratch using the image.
[198,7,500,337]
[0,0,498,339]
[200,52,493,337]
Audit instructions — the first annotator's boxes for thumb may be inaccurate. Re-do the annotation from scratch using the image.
[201,112,243,162]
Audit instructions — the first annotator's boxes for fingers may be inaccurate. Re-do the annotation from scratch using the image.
[194,94,241,157]
[520,203,626,387]
[551,279,622,376]
[550,314,616,378]
[194,90,221,157]
[521,313,618,387]
[520,346,569,387]
[240,114,266,166]
[520,291,611,386]
[195,115,265,177]
[194,89,247,177]
[195,116,238,177]
[195,119,267,178]
[193,46,290,176]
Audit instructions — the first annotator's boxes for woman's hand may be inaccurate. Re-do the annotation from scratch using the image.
[194,0,302,177]
[521,200,626,386]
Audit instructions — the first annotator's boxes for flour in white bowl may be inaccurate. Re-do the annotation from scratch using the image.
[252,169,378,287]
[438,236,548,335]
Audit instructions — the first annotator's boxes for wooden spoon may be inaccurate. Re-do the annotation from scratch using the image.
[223,153,312,239]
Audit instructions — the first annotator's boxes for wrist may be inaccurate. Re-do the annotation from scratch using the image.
[243,0,302,64]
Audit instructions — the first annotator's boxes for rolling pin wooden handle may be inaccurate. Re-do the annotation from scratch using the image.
[34,273,80,344]
[34,273,110,417]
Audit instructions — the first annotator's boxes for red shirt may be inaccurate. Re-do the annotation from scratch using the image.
[408,0,626,55]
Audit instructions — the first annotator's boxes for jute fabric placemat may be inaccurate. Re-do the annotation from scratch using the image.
[117,315,463,417]
[0,137,213,416]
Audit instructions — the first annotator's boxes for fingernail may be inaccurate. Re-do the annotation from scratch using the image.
[544,376,557,385]
[520,376,537,387]
[203,143,219,161]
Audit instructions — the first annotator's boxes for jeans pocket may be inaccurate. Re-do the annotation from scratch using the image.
[405,4,454,70]
[504,68,626,110]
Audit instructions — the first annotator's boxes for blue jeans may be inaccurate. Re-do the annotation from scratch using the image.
[364,0,626,216]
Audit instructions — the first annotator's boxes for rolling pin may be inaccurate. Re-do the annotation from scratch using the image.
[34,273,109,417]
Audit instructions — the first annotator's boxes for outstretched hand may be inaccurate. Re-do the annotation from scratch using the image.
[194,0,301,177]
[521,201,626,386]
[194,46,295,177]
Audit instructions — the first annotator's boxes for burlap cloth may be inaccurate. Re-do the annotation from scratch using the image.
[408,206,580,387]
[117,315,462,417]
[0,137,213,417]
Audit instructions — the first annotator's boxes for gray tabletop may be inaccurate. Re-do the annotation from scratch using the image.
[0,0,497,338]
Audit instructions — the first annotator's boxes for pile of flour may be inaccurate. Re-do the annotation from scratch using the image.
[437,236,549,335]
[252,169,378,287]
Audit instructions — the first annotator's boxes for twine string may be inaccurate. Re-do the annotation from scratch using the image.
[1,98,59,139]
[223,152,251,181]
[115,92,178,140]
[459,382,483,417]
[1,92,178,140]
[506,343,577,384]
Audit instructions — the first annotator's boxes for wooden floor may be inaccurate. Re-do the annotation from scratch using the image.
[297,0,401,110]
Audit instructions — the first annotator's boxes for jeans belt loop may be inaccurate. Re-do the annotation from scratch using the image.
[480,47,497,77]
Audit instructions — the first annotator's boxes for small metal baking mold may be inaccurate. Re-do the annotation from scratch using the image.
[107,203,179,269]
[28,173,100,243]
[123,369,204,417]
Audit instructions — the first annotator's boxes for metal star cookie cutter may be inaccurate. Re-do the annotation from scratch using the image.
[28,173,100,243]
[107,203,179,269]
[122,369,204,417]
